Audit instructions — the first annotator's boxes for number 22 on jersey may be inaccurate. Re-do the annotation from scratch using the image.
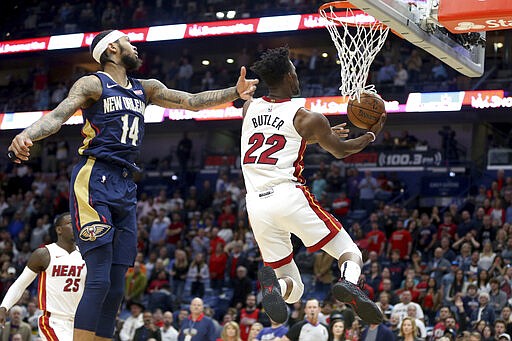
[243,133,287,165]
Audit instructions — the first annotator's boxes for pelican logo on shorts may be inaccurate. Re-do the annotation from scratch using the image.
[79,224,111,241]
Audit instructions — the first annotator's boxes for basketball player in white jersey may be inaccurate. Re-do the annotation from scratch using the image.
[242,47,386,324]
[0,213,86,340]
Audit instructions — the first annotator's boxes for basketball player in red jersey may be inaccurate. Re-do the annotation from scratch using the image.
[241,47,386,324]
[0,213,86,340]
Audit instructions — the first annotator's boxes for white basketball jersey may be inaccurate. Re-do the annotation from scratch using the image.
[241,97,306,193]
[37,243,86,317]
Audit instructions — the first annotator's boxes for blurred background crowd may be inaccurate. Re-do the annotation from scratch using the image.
[1,150,512,340]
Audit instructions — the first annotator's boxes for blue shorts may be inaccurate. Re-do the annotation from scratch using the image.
[69,156,137,266]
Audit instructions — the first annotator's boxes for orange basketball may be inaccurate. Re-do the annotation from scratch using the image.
[346,93,385,129]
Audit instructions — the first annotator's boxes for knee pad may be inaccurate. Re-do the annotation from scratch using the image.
[284,277,304,304]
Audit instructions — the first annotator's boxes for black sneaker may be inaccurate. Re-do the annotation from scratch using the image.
[332,278,383,324]
[258,266,288,324]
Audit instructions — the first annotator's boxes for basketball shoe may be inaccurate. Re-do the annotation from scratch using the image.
[258,266,288,324]
[332,278,383,324]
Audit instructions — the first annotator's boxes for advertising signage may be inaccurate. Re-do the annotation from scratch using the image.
[0,90,509,130]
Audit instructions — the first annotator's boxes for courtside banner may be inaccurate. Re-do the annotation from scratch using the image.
[0,37,50,54]
[342,150,443,167]
[0,91,509,130]
[0,12,362,55]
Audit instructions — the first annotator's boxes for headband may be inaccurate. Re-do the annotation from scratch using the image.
[92,30,128,64]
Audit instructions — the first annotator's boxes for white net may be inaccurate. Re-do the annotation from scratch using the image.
[320,3,390,101]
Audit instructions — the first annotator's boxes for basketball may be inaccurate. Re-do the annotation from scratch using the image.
[346,93,385,129]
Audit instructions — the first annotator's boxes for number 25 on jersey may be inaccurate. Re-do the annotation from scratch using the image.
[63,278,80,292]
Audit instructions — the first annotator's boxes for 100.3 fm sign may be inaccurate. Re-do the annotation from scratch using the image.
[344,150,443,167]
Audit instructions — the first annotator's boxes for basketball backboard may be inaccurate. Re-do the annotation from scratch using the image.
[349,0,487,77]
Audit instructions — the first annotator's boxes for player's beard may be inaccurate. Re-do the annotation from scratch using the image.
[120,47,142,71]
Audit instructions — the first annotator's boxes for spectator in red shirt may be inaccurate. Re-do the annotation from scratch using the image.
[167,212,184,248]
[366,221,387,256]
[210,227,226,255]
[396,276,421,303]
[218,204,236,229]
[497,169,506,192]
[147,269,170,293]
[387,220,412,260]
[360,274,375,301]
[437,212,457,241]
[332,191,351,219]
[238,294,262,341]
[489,198,506,224]
[209,242,228,295]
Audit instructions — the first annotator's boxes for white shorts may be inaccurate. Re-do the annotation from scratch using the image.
[246,183,342,267]
[39,312,74,341]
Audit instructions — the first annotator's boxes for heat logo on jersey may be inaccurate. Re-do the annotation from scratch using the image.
[52,264,86,277]
[79,223,111,241]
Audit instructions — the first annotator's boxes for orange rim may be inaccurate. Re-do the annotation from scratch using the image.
[319,0,359,11]
[319,0,387,29]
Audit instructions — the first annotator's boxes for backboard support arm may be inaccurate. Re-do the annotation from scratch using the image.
[350,0,486,77]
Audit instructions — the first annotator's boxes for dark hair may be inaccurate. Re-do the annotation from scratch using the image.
[49,212,70,242]
[90,30,115,65]
[250,47,292,87]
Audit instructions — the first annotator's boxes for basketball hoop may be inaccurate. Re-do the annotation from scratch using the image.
[319,1,390,101]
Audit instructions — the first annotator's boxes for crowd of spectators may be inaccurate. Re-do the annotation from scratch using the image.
[0,0,324,40]
[1,143,512,340]
[0,37,495,115]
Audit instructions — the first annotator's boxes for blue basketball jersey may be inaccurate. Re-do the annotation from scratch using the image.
[78,72,147,171]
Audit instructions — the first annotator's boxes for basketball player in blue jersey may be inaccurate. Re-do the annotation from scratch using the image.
[8,30,258,341]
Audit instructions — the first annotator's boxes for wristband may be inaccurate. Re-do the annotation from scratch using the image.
[366,131,376,142]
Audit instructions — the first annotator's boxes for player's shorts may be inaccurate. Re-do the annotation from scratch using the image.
[38,311,74,341]
[245,182,343,268]
[70,156,137,266]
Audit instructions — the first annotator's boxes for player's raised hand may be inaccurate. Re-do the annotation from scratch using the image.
[8,132,33,163]
[0,307,7,327]
[236,66,259,100]
[368,113,386,136]
[332,123,350,138]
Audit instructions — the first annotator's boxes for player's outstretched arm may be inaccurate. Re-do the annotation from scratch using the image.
[0,248,50,326]
[141,66,258,111]
[295,108,386,158]
[8,76,101,163]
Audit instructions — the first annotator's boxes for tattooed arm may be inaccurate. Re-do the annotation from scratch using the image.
[141,66,258,110]
[142,79,238,110]
[8,75,101,163]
